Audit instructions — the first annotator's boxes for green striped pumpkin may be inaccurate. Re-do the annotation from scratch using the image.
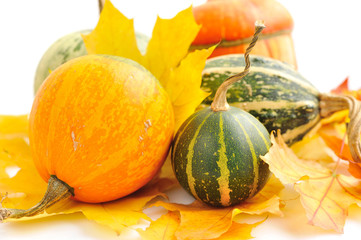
[171,106,271,207]
[200,54,320,145]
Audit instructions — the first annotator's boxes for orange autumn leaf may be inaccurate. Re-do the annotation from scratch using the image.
[348,162,361,179]
[139,210,265,240]
[331,77,361,100]
[83,0,214,131]
[137,211,180,240]
[149,176,283,240]
[261,132,361,233]
[317,91,360,179]
[320,110,349,126]
[290,134,334,164]
[54,177,175,234]
[295,174,361,233]
[319,128,361,179]
[214,220,265,240]
[331,77,350,95]
[319,132,352,161]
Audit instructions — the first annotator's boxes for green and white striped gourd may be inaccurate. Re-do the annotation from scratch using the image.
[34,30,149,94]
[200,54,320,145]
[172,22,269,207]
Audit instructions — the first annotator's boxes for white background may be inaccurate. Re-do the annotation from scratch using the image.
[1,0,361,239]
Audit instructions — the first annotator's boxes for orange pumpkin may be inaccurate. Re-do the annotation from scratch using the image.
[191,0,297,67]
[27,55,174,204]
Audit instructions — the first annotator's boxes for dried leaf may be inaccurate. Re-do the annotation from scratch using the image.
[214,220,265,240]
[290,134,334,164]
[295,174,361,233]
[348,162,361,179]
[0,115,28,138]
[331,77,361,100]
[319,127,361,179]
[0,115,46,209]
[143,8,200,83]
[150,176,283,240]
[137,211,180,240]
[319,132,352,161]
[165,47,214,130]
[320,110,349,127]
[261,132,361,232]
[82,0,143,63]
[54,177,174,234]
[331,77,349,95]
[83,0,213,130]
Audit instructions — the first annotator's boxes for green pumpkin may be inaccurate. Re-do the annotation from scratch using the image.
[200,54,320,145]
[171,106,270,207]
[34,30,149,94]
[171,22,270,207]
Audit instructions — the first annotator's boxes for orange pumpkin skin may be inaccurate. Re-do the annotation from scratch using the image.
[191,0,297,67]
[29,55,174,203]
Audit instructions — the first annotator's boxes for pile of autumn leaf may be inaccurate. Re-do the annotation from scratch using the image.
[1,1,361,239]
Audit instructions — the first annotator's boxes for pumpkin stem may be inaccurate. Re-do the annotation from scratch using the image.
[99,0,105,14]
[320,93,361,163]
[211,20,265,112]
[0,175,73,221]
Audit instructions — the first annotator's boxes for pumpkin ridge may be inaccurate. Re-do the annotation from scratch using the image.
[216,112,231,206]
[193,111,223,205]
[55,61,121,179]
[45,61,84,178]
[49,57,127,183]
[186,111,213,200]
[238,110,270,149]
[230,112,259,197]
[171,110,201,171]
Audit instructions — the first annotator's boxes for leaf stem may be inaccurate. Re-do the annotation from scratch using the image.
[99,0,105,14]
[0,175,73,221]
[210,21,265,112]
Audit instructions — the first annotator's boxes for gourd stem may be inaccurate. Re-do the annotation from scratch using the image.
[0,175,73,221]
[99,0,105,14]
[211,21,265,112]
[320,93,361,163]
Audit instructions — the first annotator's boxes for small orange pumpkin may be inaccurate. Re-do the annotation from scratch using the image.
[31,54,174,203]
[191,0,297,67]
[0,55,174,219]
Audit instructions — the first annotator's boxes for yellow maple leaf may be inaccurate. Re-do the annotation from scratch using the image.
[149,175,283,240]
[83,0,213,130]
[261,132,361,233]
[0,115,46,209]
[137,211,180,240]
[82,0,143,63]
[0,115,28,138]
[138,210,265,240]
[214,219,266,240]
